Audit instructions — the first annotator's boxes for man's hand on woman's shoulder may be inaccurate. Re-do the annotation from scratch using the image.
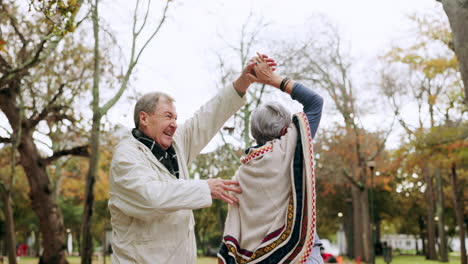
[207,178,242,204]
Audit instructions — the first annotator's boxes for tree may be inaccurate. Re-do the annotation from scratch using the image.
[437,0,468,107]
[79,1,172,263]
[312,124,394,259]
[421,126,468,263]
[0,148,40,257]
[381,12,466,261]
[310,131,357,256]
[0,1,91,262]
[0,144,20,264]
[387,124,467,261]
[446,138,468,264]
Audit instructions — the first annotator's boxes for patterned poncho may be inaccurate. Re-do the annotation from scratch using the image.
[218,112,317,264]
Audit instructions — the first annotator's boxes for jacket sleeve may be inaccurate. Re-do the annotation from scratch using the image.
[110,145,212,221]
[290,82,324,139]
[175,84,246,165]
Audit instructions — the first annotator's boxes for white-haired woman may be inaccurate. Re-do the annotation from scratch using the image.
[218,54,324,264]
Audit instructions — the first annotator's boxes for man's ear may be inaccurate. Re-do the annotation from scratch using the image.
[139,111,148,128]
[280,126,288,136]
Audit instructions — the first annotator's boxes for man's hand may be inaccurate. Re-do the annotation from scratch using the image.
[207,178,242,204]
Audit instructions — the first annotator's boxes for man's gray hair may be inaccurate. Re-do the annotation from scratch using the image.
[250,102,291,145]
[134,92,175,129]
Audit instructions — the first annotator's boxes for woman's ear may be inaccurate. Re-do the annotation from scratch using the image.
[280,126,288,136]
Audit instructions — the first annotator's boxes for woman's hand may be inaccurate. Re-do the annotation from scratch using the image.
[251,52,283,87]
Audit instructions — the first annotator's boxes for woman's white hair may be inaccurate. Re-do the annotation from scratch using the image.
[250,102,291,145]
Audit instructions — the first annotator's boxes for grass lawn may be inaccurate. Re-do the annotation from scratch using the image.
[2,255,461,264]
[375,255,461,264]
[197,257,217,264]
[199,255,463,264]
[2,256,108,264]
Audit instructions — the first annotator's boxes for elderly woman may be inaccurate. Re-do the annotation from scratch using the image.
[218,54,324,264]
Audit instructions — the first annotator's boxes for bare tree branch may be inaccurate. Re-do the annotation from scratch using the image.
[0,136,11,143]
[219,131,241,166]
[33,136,53,150]
[135,0,151,36]
[0,125,10,135]
[75,6,92,28]
[0,54,12,73]
[239,13,269,67]
[29,83,66,128]
[41,145,90,165]
[52,156,73,199]
[380,68,414,135]
[2,3,27,46]
[368,116,396,161]
[133,0,170,66]
[255,84,266,108]
[342,169,364,190]
[101,0,171,113]
[215,52,233,89]
[0,34,49,86]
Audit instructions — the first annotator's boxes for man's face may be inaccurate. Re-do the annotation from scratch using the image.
[140,97,177,150]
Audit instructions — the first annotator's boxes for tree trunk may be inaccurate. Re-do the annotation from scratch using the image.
[419,215,426,256]
[424,166,437,260]
[0,87,68,264]
[415,235,420,255]
[19,133,69,264]
[80,118,101,264]
[439,0,468,107]
[80,1,102,262]
[376,219,381,248]
[345,198,354,258]
[449,163,467,264]
[359,169,372,262]
[360,188,372,262]
[435,168,448,262]
[1,190,17,264]
[242,104,252,148]
[76,231,81,256]
[34,231,40,257]
[351,185,363,260]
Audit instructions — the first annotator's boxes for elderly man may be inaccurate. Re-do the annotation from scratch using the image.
[108,57,276,264]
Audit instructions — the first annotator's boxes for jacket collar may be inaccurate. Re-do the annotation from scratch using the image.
[131,128,180,179]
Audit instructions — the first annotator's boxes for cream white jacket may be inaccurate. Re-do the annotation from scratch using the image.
[109,85,246,264]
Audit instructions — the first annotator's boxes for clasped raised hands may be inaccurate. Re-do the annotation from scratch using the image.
[233,53,277,96]
[247,52,282,86]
